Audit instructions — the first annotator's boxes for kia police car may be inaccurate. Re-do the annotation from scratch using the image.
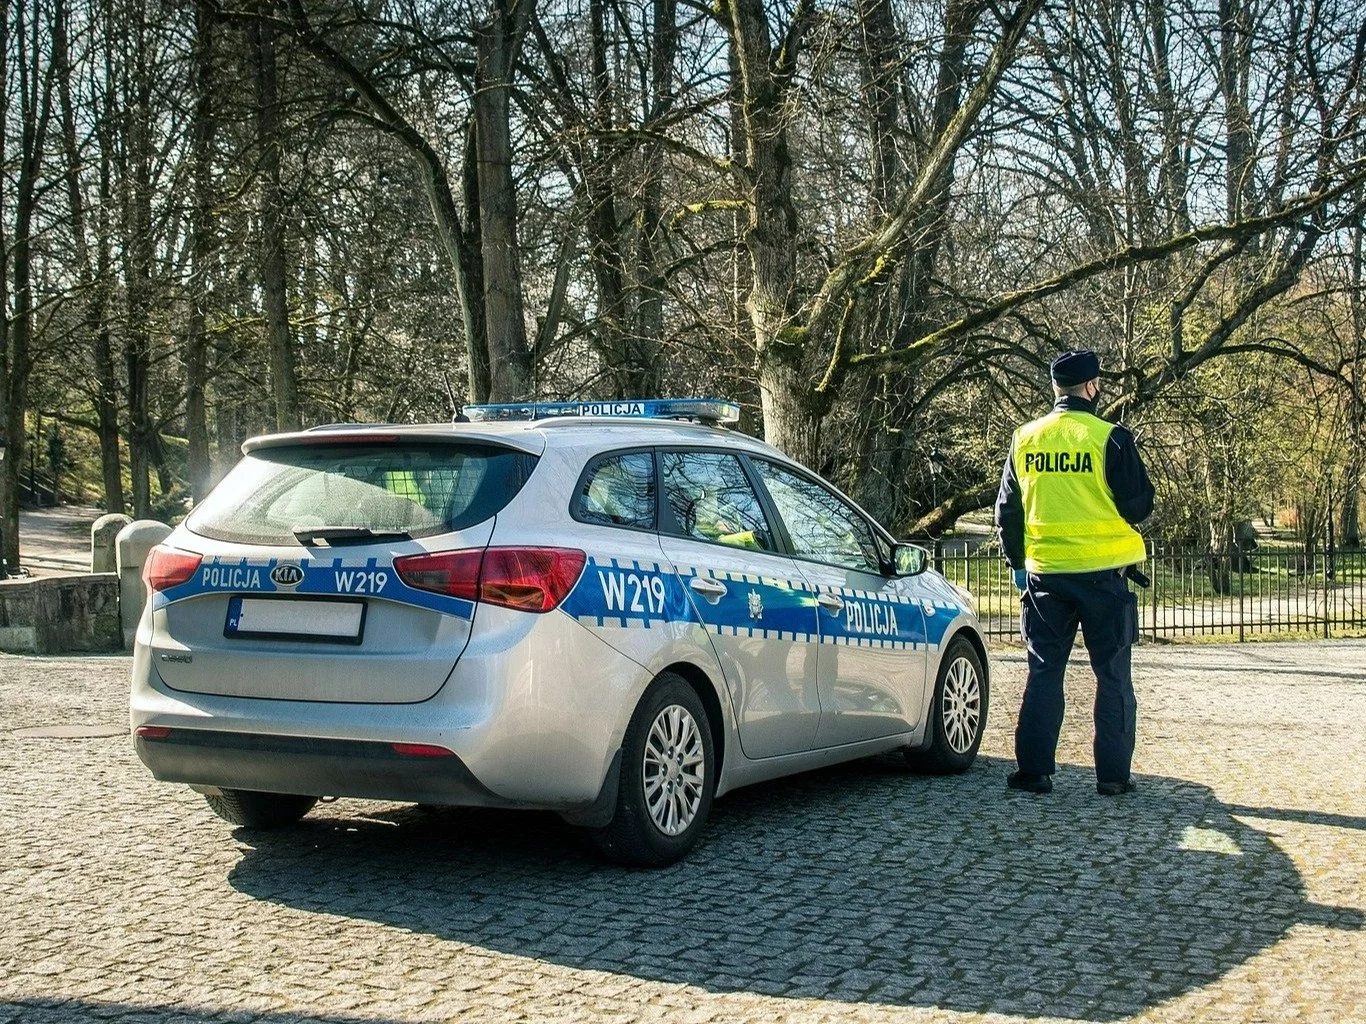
[131,399,988,866]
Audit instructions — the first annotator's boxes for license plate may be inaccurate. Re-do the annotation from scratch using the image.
[225,596,366,644]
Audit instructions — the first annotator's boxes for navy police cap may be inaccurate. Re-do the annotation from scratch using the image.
[1050,349,1101,387]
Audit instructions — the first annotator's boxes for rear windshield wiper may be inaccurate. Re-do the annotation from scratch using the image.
[292,526,412,545]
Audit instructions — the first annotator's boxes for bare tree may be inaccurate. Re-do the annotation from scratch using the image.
[1,0,57,566]
[249,0,300,431]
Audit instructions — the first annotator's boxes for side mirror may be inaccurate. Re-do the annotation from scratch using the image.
[892,543,929,577]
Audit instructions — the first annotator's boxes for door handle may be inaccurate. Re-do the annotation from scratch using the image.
[689,576,728,602]
[817,592,845,613]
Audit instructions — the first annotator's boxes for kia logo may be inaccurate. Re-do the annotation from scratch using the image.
[270,563,304,587]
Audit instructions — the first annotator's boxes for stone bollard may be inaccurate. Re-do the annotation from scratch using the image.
[91,513,133,573]
[116,520,173,649]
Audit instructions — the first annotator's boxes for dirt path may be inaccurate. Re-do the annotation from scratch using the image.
[12,506,105,577]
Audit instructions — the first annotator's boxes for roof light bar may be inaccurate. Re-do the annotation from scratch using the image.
[461,399,740,426]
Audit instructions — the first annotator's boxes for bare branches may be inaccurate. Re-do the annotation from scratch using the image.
[850,162,1366,377]
[805,0,1044,357]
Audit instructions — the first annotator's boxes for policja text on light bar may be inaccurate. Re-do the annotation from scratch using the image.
[460,399,740,426]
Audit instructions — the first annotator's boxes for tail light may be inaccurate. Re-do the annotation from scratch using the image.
[390,549,483,602]
[394,547,586,613]
[391,743,454,757]
[142,546,203,593]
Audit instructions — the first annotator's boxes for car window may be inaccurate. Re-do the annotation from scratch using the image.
[573,451,655,529]
[753,460,883,574]
[187,443,536,544]
[660,451,774,552]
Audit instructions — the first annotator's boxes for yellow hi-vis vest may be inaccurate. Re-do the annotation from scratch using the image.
[1012,410,1147,573]
[381,469,422,502]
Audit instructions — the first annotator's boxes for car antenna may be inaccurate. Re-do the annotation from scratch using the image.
[442,373,461,423]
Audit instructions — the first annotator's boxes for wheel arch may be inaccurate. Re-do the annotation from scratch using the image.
[658,660,727,788]
[945,625,990,686]
[905,624,990,773]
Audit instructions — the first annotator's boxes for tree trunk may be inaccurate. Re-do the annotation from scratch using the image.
[56,0,123,513]
[1,7,14,572]
[849,0,978,520]
[1219,0,1256,226]
[121,21,156,518]
[1343,216,1365,548]
[584,0,630,393]
[629,0,676,398]
[459,119,492,402]
[94,324,123,512]
[185,0,217,499]
[729,0,817,465]
[725,37,759,434]
[3,0,56,564]
[1201,443,1236,594]
[473,0,533,401]
[250,3,300,432]
[1149,0,1190,235]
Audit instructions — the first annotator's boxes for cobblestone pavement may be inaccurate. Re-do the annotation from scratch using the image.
[2,641,1364,1024]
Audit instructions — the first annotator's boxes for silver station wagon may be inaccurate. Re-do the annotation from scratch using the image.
[131,399,989,865]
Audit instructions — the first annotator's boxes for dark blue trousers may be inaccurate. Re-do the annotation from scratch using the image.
[1017,569,1139,783]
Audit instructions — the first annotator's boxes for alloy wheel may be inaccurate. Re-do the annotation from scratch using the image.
[642,704,706,836]
[942,656,982,754]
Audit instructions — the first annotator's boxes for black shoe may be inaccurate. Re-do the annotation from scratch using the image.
[1096,779,1137,796]
[1007,771,1053,794]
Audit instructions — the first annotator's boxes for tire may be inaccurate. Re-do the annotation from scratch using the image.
[589,673,716,867]
[905,634,988,774]
[203,789,317,829]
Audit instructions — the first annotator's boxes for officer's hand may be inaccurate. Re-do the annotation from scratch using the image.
[1013,568,1028,591]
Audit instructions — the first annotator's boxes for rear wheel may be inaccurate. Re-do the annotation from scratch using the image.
[590,673,715,867]
[203,789,317,829]
[905,634,988,774]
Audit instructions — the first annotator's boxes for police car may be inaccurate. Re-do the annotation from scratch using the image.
[130,399,988,866]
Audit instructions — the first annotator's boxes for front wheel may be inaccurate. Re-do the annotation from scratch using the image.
[589,673,716,867]
[905,634,988,774]
[204,789,317,829]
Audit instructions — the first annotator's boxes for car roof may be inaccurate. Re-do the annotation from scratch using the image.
[241,417,790,461]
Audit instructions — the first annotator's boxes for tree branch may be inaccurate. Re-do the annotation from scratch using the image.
[851,161,1366,376]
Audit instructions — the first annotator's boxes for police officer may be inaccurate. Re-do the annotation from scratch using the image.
[994,350,1154,796]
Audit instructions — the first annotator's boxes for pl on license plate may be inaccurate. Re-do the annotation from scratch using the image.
[225,596,366,644]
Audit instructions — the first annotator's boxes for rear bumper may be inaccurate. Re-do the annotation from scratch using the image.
[135,728,505,806]
[129,600,657,811]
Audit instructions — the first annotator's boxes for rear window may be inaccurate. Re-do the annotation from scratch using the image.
[187,442,538,545]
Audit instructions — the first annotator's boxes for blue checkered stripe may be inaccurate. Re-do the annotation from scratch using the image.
[809,584,958,651]
[560,557,698,629]
[670,564,824,642]
[152,556,476,619]
[563,557,959,650]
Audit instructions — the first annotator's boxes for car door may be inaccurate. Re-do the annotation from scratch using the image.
[654,449,823,759]
[748,458,928,748]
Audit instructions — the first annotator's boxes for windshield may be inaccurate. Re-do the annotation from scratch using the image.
[187,442,537,545]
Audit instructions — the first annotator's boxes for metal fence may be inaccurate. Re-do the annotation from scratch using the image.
[937,543,1366,643]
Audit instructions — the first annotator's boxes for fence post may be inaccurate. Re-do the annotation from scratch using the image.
[1237,548,1245,643]
[1324,523,1332,639]
[1149,542,1159,641]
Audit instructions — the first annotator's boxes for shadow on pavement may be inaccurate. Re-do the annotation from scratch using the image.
[1226,803,1366,832]
[1129,661,1366,682]
[227,755,1362,1022]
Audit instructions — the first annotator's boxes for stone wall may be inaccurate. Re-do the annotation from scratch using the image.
[0,574,123,655]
